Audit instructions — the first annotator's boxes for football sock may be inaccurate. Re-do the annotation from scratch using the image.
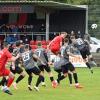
[28,75,32,85]
[50,77,54,82]
[68,73,72,84]
[57,75,65,83]
[7,77,14,87]
[42,76,45,82]
[36,75,44,87]
[58,73,61,79]
[73,73,78,84]
[86,62,91,69]
[0,77,7,86]
[16,75,24,84]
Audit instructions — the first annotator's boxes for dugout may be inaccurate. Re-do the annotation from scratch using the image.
[0,1,88,41]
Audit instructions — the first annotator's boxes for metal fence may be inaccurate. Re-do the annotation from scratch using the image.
[0,32,61,42]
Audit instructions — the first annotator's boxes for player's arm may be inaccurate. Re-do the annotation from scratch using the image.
[10,54,20,70]
[20,57,25,68]
[60,41,62,47]
[7,56,19,71]
[67,52,77,57]
[11,61,15,70]
[33,54,45,65]
[60,36,64,47]
[67,51,80,60]
[66,47,78,58]
[6,49,20,62]
[44,50,49,62]
[10,54,20,62]
[10,50,19,70]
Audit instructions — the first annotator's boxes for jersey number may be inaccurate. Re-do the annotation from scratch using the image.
[37,50,41,57]
[22,53,30,61]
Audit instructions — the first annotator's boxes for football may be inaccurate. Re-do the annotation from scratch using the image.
[91,24,98,29]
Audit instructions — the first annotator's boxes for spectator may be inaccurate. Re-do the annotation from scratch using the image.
[6,34,12,44]
[22,34,29,44]
[1,24,8,32]
[6,25,12,33]
[11,34,18,43]
[39,24,45,32]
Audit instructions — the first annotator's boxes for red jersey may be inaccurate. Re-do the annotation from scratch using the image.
[0,48,12,71]
[50,36,63,47]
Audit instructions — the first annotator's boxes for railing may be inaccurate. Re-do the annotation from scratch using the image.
[0,32,60,42]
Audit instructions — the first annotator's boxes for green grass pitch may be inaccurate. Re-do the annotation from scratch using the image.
[0,68,100,100]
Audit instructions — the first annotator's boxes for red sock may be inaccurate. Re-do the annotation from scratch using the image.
[7,77,14,87]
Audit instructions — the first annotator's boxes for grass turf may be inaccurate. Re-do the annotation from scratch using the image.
[0,67,100,100]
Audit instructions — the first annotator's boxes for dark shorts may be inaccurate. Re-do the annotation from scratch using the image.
[25,67,41,75]
[67,62,75,71]
[61,62,75,74]
[38,64,51,72]
[10,66,23,74]
[54,69,62,73]
[80,48,91,59]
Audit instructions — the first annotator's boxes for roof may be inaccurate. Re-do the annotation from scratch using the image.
[0,0,87,10]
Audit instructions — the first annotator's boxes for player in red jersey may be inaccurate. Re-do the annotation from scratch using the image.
[0,41,19,95]
[48,32,67,55]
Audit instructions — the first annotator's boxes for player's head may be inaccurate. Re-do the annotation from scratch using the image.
[60,32,68,38]
[75,31,82,39]
[70,36,76,44]
[16,40,24,47]
[64,37,69,44]
[71,30,76,35]
[24,44,29,51]
[70,31,76,41]
[70,35,76,40]
[70,31,77,38]
[37,42,42,48]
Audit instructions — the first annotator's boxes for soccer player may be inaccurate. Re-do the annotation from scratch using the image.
[0,41,19,95]
[48,32,67,55]
[10,40,25,90]
[20,44,45,91]
[83,35,97,67]
[70,34,95,74]
[53,56,73,86]
[56,37,82,88]
[52,53,62,83]
[34,42,57,88]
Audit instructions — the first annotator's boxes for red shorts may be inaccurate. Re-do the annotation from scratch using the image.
[0,68,10,77]
[50,44,60,55]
